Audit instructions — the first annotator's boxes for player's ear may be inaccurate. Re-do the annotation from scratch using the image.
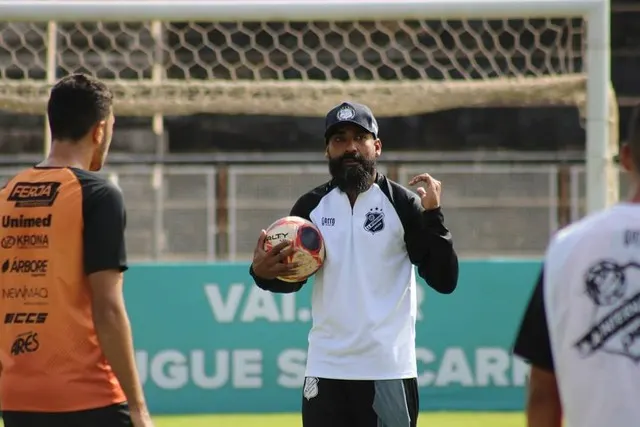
[91,120,106,146]
[374,138,382,157]
[620,143,634,173]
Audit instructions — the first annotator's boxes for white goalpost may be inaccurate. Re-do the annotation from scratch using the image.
[0,0,616,215]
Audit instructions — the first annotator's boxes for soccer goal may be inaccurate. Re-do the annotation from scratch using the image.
[0,0,616,214]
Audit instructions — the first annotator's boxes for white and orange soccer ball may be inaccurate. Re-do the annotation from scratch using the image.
[263,216,326,283]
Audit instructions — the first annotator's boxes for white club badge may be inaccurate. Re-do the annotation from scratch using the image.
[303,377,319,400]
[336,106,356,121]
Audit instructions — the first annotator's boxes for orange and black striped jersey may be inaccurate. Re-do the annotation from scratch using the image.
[0,166,128,412]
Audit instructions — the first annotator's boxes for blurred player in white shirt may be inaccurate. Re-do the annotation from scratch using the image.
[513,105,640,427]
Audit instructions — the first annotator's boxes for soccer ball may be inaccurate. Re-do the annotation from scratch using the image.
[263,216,325,283]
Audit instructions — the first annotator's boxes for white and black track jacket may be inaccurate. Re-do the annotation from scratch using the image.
[251,173,459,380]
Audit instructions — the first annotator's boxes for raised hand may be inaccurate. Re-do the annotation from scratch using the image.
[408,173,442,210]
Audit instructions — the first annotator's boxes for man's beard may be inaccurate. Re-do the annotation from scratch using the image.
[328,152,376,194]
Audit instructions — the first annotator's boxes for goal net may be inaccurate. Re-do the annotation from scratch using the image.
[0,18,603,116]
[0,0,618,211]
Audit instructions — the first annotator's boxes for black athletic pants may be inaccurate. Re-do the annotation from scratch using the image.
[2,403,133,427]
[302,377,419,427]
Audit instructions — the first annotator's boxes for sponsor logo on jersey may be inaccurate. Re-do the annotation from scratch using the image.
[7,182,60,208]
[4,312,48,324]
[1,234,49,249]
[1,258,49,277]
[1,286,48,300]
[1,214,53,229]
[10,332,40,356]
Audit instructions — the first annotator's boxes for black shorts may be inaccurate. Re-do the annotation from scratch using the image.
[301,377,419,427]
[2,403,132,427]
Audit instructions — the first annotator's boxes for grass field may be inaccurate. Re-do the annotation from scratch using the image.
[147,412,526,427]
[0,411,525,426]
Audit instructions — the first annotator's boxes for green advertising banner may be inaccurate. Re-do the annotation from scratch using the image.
[125,260,540,415]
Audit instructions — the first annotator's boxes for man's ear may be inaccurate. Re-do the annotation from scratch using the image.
[92,120,106,146]
[620,143,634,173]
[375,138,382,157]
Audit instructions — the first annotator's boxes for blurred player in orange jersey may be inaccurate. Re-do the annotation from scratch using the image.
[0,74,153,427]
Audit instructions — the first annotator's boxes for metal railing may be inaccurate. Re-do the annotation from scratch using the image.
[569,166,628,223]
[0,163,605,261]
[398,164,559,257]
[227,164,388,261]
[0,165,217,262]
[104,165,218,261]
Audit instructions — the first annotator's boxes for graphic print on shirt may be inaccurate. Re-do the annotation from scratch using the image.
[575,260,640,362]
[363,207,385,234]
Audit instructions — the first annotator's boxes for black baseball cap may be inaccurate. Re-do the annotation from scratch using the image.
[324,101,379,141]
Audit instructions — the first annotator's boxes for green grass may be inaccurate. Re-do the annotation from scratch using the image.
[0,411,525,426]
[150,412,525,427]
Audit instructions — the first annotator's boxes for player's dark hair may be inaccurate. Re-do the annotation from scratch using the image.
[47,73,113,142]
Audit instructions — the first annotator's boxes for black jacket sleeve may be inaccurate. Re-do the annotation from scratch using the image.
[399,187,459,294]
[250,185,326,294]
[512,268,555,372]
[250,264,305,293]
